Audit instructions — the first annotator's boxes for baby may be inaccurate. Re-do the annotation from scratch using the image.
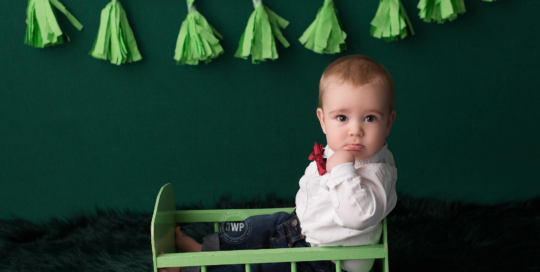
[159,55,398,272]
[295,54,398,271]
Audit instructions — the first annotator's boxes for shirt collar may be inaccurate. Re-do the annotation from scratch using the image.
[323,142,388,166]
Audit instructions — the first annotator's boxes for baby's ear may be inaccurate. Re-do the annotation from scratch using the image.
[316,108,326,134]
[386,110,396,136]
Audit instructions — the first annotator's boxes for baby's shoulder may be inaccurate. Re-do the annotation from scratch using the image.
[383,149,396,167]
[304,161,319,176]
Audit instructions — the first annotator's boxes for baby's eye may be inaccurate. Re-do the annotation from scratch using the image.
[337,115,348,122]
[364,115,377,122]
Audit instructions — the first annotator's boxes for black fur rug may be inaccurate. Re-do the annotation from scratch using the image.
[1,195,539,272]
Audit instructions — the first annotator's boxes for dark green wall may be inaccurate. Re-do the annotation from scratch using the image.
[1,0,539,222]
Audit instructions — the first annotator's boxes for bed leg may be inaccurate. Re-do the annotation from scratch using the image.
[335,260,341,272]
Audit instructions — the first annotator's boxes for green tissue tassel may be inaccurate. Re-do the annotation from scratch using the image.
[24,0,83,48]
[370,0,415,42]
[90,0,142,65]
[418,0,465,23]
[175,0,224,65]
[299,0,346,54]
[235,0,290,64]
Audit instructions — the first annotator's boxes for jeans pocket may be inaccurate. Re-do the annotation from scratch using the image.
[270,223,290,248]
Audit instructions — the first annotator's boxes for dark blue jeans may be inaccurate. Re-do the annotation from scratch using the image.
[183,210,339,272]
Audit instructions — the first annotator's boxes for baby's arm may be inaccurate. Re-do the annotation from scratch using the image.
[323,155,395,231]
[326,150,355,173]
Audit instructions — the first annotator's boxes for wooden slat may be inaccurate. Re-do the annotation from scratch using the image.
[175,208,295,223]
[383,217,389,272]
[156,245,386,268]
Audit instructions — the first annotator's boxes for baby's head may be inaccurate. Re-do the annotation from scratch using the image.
[316,55,397,161]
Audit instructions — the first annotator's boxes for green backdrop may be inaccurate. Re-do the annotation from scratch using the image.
[1,0,539,223]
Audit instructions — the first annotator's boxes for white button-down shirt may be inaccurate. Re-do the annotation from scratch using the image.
[295,142,398,272]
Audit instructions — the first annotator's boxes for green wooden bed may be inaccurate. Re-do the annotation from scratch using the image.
[151,183,390,272]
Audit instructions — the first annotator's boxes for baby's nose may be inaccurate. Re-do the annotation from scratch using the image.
[349,127,364,137]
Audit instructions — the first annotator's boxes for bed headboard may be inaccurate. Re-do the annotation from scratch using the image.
[151,183,177,272]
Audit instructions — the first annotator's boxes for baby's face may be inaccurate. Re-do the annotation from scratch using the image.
[317,81,396,161]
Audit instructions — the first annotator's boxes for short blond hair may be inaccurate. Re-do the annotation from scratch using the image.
[319,55,395,114]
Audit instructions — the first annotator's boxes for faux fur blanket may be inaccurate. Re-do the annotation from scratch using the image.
[1,195,539,272]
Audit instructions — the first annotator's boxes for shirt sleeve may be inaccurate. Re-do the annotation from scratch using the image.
[323,162,396,231]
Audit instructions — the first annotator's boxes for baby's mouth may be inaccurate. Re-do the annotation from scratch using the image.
[346,144,364,150]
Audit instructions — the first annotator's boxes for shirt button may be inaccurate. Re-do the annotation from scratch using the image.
[291,218,298,227]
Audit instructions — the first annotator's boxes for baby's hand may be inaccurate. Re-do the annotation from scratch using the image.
[326,150,355,173]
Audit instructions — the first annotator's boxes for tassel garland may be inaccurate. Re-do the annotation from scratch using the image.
[174,0,224,65]
[24,0,502,61]
[235,0,290,64]
[89,0,142,65]
[418,0,466,23]
[299,0,347,54]
[24,0,83,48]
[370,0,415,42]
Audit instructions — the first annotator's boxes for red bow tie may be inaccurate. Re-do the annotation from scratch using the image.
[308,142,327,175]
